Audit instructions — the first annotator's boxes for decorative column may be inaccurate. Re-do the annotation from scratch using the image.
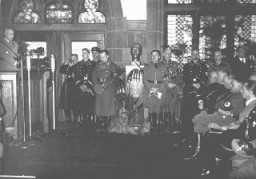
[146,0,164,63]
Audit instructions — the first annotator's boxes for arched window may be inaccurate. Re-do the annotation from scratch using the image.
[46,1,73,24]
[78,0,106,23]
[14,0,41,24]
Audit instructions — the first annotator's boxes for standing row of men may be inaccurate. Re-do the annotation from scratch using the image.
[59,47,120,131]
[59,44,183,134]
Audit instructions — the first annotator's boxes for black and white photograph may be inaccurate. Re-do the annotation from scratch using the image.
[0,0,256,178]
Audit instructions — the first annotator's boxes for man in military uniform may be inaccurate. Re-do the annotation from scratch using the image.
[192,77,247,176]
[74,48,96,124]
[193,75,245,134]
[92,49,120,131]
[143,49,169,133]
[59,54,79,123]
[182,49,208,143]
[91,46,101,64]
[202,69,230,114]
[162,46,182,132]
[208,50,232,74]
[0,28,19,71]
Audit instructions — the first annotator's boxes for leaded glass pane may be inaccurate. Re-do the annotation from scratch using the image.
[235,15,256,59]
[168,0,192,4]
[199,16,226,60]
[14,0,41,24]
[78,0,106,23]
[236,0,256,3]
[235,15,256,44]
[167,15,192,68]
[46,2,73,23]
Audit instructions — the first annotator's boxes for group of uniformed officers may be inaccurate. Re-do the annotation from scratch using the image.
[59,44,256,138]
[180,47,256,178]
[59,44,184,133]
[59,47,121,131]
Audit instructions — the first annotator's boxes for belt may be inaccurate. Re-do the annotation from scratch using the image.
[148,80,163,84]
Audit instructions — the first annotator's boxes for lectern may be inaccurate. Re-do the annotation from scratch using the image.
[0,72,18,139]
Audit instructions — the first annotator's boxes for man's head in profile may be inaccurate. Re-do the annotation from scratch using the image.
[130,43,142,62]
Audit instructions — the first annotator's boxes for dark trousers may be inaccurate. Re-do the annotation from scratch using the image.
[181,93,200,141]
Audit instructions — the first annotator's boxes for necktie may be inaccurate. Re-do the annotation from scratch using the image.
[9,41,13,49]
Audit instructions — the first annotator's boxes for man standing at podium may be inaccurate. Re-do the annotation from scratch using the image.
[0,27,19,71]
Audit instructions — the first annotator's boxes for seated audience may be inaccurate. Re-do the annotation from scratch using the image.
[193,74,245,134]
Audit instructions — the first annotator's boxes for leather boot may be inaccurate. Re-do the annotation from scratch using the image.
[149,113,154,134]
[163,112,169,132]
[158,112,164,132]
[103,116,110,130]
[184,133,202,160]
[96,116,102,131]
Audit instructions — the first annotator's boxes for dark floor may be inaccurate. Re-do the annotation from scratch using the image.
[3,123,231,179]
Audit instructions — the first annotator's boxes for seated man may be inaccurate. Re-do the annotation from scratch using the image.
[195,78,255,176]
[228,139,256,179]
[193,74,245,134]
[202,70,226,114]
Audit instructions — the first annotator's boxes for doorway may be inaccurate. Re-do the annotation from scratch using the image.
[62,33,104,62]
[58,32,105,121]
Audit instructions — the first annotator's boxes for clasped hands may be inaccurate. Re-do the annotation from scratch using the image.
[80,84,88,92]
[150,87,158,95]
[192,83,201,89]
[168,82,176,89]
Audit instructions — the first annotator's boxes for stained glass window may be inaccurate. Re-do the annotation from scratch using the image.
[199,16,226,60]
[236,0,256,3]
[78,0,106,23]
[168,0,192,4]
[46,1,73,24]
[14,0,41,24]
[167,15,192,66]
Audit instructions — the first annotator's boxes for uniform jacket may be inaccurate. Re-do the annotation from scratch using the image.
[230,56,254,81]
[183,61,208,95]
[192,91,245,133]
[92,60,120,116]
[0,38,18,71]
[74,60,95,89]
[59,63,80,110]
[143,62,169,93]
[208,60,232,74]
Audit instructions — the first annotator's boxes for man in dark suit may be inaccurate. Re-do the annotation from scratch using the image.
[182,49,208,142]
[230,46,254,82]
[0,28,19,71]
[208,49,232,74]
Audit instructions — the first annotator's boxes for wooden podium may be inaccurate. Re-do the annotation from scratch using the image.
[0,72,18,139]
